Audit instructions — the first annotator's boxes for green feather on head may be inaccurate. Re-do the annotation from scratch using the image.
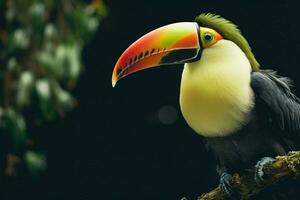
[195,13,260,71]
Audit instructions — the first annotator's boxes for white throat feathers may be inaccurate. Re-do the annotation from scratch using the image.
[180,40,254,137]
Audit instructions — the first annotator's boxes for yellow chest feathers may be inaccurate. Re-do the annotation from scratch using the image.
[180,40,254,137]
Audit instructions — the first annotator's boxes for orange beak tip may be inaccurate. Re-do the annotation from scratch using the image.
[112,79,117,88]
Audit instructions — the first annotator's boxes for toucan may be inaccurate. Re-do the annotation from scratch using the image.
[112,13,300,196]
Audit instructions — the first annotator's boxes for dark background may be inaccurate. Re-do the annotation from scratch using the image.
[5,0,300,200]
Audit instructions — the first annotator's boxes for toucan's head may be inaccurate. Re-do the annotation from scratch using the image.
[112,13,259,87]
[112,13,260,136]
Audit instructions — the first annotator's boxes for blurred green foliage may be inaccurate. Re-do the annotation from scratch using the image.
[0,0,106,177]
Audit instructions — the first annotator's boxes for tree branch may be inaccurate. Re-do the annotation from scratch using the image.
[182,151,300,200]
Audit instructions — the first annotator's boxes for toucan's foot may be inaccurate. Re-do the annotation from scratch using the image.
[254,157,275,184]
[219,173,241,199]
[219,172,235,198]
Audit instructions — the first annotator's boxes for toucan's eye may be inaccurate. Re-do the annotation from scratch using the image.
[203,33,214,43]
[200,27,223,48]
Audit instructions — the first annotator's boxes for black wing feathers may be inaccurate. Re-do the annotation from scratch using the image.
[251,70,300,134]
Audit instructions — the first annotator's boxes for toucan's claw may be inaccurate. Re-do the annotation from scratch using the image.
[219,172,240,199]
[254,157,275,184]
[219,173,233,196]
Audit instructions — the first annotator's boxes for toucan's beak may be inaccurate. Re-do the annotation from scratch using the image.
[112,22,201,87]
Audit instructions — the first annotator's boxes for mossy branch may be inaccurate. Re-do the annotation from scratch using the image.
[184,151,300,200]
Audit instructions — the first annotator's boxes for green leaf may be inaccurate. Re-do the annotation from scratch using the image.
[68,5,101,41]
[15,71,35,109]
[29,2,46,35]
[64,43,82,84]
[5,4,16,22]
[44,23,57,40]
[52,81,76,112]
[35,79,56,120]
[29,2,46,20]
[6,57,18,72]
[1,109,27,153]
[36,43,56,75]
[54,43,83,84]
[12,29,30,49]
[24,151,47,176]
